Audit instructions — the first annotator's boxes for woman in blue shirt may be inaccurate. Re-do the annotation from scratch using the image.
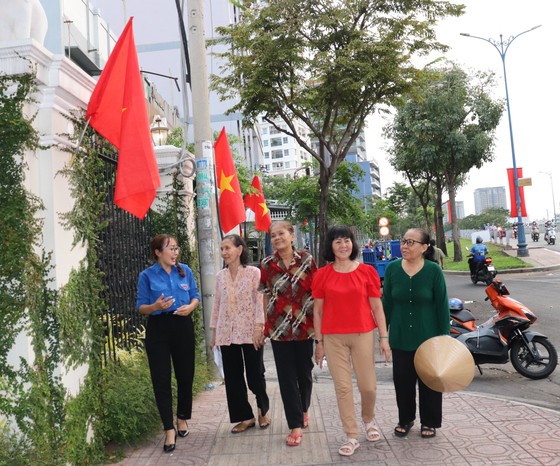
[137,234,201,453]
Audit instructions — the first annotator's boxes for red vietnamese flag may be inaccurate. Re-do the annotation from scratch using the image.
[244,176,272,232]
[214,128,246,232]
[86,17,160,219]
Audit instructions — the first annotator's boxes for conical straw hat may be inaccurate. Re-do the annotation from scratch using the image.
[414,335,475,393]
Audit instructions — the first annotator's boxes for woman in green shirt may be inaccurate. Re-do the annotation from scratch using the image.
[382,229,449,439]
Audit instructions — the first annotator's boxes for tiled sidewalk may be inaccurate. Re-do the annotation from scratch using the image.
[115,376,560,466]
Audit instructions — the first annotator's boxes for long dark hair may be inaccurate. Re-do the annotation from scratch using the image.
[150,234,185,277]
[323,226,359,262]
[222,234,249,266]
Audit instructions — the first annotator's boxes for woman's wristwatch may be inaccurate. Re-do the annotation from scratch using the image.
[314,339,323,344]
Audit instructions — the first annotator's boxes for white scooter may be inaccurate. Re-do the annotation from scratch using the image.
[544,223,556,245]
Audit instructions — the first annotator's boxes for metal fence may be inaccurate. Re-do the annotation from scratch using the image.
[96,151,152,364]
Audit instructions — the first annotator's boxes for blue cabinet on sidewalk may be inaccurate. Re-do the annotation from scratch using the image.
[363,240,402,282]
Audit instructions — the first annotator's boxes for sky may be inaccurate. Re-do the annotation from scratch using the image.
[92,0,559,221]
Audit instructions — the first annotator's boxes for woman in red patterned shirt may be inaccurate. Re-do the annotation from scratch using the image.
[258,221,317,447]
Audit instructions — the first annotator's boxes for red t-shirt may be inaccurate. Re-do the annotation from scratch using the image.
[312,263,381,334]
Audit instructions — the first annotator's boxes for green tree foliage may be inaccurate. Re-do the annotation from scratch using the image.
[458,208,511,230]
[262,162,366,253]
[386,64,503,261]
[211,0,464,264]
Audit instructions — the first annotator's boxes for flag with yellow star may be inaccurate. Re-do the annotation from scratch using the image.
[214,127,246,232]
[244,176,272,232]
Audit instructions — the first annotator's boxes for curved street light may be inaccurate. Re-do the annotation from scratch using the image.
[460,25,541,257]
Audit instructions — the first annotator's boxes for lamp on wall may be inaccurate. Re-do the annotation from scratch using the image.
[150,114,169,146]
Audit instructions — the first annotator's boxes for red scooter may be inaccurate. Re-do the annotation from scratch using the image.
[450,280,557,380]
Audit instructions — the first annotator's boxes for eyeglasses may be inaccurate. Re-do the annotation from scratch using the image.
[400,239,425,247]
[167,246,180,253]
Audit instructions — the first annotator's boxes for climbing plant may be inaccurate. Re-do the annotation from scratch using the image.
[0,71,66,464]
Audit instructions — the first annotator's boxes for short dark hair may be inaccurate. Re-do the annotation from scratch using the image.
[323,226,359,262]
[222,234,249,266]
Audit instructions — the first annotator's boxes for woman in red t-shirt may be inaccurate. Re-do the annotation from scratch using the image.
[312,226,390,457]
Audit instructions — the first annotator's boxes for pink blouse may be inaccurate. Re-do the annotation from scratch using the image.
[211,265,264,346]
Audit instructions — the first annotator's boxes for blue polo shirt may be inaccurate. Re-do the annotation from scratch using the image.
[470,243,488,262]
[136,262,200,316]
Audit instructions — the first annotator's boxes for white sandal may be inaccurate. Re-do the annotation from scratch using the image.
[364,419,381,442]
[338,438,360,456]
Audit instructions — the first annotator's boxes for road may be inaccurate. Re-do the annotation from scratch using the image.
[375,270,560,411]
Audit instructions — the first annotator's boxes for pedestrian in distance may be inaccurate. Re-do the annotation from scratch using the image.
[136,234,201,453]
[210,234,270,434]
[313,226,390,457]
[382,228,450,439]
[429,239,446,269]
[258,220,317,447]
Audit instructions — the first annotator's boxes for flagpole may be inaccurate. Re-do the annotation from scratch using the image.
[74,116,92,153]
[185,0,222,352]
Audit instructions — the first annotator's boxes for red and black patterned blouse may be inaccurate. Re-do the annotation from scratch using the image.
[259,248,317,342]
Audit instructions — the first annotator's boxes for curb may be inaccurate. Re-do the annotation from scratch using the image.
[444,263,560,276]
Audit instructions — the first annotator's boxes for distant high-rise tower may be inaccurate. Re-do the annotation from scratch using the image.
[474,187,507,214]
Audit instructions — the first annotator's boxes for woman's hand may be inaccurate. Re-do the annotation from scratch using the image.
[174,303,194,317]
[379,338,391,363]
[154,294,175,312]
[252,326,265,350]
[314,342,325,368]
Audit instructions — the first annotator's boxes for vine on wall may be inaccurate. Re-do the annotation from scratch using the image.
[0,71,66,463]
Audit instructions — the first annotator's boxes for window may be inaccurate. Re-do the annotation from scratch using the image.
[284,162,290,168]
[262,127,268,134]
[284,149,290,157]
[270,126,280,134]
[270,137,282,147]
[272,162,284,169]
[264,152,270,159]
[263,140,269,147]
[271,150,283,159]
[283,137,288,144]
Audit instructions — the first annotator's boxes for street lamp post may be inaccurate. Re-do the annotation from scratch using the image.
[539,171,557,223]
[460,25,541,257]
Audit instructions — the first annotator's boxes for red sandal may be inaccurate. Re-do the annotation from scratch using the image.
[286,432,302,446]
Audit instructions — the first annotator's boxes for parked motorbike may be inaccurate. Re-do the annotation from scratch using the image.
[466,248,497,285]
[449,280,558,379]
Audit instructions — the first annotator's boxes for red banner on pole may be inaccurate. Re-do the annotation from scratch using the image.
[507,168,527,218]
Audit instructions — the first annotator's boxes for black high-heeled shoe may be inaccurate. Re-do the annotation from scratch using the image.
[177,419,189,438]
[163,429,177,453]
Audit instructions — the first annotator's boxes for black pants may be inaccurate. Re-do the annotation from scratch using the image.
[145,314,195,431]
[220,343,269,423]
[271,339,314,429]
[392,348,442,428]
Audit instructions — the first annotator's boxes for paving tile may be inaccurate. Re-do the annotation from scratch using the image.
[114,344,560,466]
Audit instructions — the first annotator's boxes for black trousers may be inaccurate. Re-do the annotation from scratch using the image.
[271,339,314,429]
[392,348,442,428]
[145,314,195,431]
[220,343,269,423]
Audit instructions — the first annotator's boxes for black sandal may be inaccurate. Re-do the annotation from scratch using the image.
[421,425,436,438]
[394,422,414,437]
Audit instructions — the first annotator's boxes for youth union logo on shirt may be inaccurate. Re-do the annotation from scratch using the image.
[181,284,189,291]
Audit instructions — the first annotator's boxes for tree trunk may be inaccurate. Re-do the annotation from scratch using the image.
[434,182,447,256]
[317,164,331,267]
[448,179,462,262]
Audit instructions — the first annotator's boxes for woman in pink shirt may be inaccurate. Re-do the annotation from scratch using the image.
[210,234,270,433]
[313,226,390,456]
